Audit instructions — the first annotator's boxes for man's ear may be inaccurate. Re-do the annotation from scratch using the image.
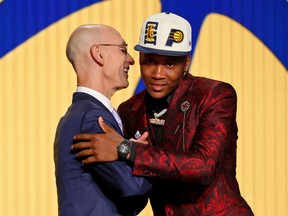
[185,55,191,72]
[90,44,104,66]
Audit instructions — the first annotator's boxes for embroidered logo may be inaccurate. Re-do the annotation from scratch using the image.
[165,29,184,46]
[144,22,158,45]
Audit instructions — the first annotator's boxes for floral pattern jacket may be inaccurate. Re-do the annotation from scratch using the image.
[118,74,254,216]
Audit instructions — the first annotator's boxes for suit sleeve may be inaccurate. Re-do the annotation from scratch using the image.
[80,109,152,197]
[132,83,238,184]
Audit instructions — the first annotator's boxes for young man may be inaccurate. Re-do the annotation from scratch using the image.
[54,24,151,216]
[72,13,254,215]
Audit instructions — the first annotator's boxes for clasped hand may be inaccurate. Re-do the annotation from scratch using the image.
[71,116,148,164]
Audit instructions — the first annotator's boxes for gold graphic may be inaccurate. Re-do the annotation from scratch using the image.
[146,24,156,42]
[173,30,183,42]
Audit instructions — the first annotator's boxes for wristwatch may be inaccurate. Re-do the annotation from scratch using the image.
[117,139,132,160]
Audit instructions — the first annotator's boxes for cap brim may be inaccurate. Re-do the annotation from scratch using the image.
[134,45,190,57]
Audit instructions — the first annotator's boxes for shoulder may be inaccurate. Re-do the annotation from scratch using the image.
[192,76,234,90]
[191,76,236,98]
[60,93,110,126]
[64,100,102,121]
[67,92,107,116]
[68,102,117,134]
[72,92,103,109]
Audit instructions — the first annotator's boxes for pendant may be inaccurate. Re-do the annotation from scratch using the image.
[150,108,167,125]
[150,118,165,125]
[181,101,190,112]
[153,108,167,118]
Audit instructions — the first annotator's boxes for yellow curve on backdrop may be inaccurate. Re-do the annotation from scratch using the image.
[0,1,287,215]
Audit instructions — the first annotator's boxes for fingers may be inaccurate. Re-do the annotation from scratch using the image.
[73,116,115,142]
[73,133,94,141]
[140,132,149,145]
[130,131,149,145]
[81,156,98,164]
[71,141,92,150]
[71,117,121,164]
[81,156,115,164]
[139,132,149,140]
[73,149,99,164]
[98,116,114,133]
[75,148,94,157]
[129,138,137,142]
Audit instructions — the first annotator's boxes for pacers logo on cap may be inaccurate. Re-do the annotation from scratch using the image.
[165,29,184,46]
[134,12,192,56]
[144,22,158,45]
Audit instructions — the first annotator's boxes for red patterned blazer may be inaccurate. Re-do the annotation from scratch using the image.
[118,74,254,216]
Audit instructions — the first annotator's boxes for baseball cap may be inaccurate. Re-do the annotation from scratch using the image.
[134,12,192,56]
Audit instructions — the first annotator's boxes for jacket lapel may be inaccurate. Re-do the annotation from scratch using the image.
[162,74,195,151]
[72,92,123,135]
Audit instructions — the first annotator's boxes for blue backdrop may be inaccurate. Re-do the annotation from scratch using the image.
[1,0,287,92]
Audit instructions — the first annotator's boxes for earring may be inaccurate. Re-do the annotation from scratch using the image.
[183,71,188,77]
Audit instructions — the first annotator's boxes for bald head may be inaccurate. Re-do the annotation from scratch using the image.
[65,24,134,98]
[66,24,120,64]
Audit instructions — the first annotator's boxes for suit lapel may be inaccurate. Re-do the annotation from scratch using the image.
[163,75,195,151]
[72,92,123,135]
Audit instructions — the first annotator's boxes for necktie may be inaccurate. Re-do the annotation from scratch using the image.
[111,108,123,133]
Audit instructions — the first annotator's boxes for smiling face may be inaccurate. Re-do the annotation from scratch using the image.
[99,29,135,92]
[66,25,135,98]
[139,53,190,99]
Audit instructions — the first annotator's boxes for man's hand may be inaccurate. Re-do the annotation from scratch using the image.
[72,117,124,164]
[130,132,149,144]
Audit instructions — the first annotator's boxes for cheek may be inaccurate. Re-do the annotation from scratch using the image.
[165,71,184,89]
[166,79,180,93]
[166,69,183,83]
[140,67,151,82]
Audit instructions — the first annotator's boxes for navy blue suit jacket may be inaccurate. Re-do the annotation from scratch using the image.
[54,92,151,216]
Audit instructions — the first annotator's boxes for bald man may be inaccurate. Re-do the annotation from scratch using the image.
[54,25,151,216]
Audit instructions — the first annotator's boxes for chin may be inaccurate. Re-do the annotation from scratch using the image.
[122,82,129,89]
[121,78,128,85]
[148,91,167,99]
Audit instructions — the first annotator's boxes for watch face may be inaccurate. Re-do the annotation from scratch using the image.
[117,140,132,160]
[119,143,130,153]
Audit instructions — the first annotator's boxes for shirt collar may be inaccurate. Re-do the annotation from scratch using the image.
[76,86,113,112]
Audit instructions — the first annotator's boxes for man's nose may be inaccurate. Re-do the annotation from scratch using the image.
[127,52,135,65]
[152,65,165,78]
